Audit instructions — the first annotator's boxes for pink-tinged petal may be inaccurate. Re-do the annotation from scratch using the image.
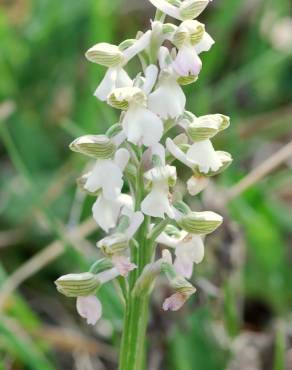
[174,257,194,279]
[172,45,202,77]
[76,296,102,325]
[97,267,120,284]
[112,255,137,277]
[162,292,187,311]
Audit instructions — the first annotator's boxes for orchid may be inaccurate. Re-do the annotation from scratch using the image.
[56,1,231,369]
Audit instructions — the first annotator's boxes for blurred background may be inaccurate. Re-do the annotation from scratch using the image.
[0,0,292,369]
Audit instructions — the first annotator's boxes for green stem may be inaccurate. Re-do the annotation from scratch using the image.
[119,164,152,369]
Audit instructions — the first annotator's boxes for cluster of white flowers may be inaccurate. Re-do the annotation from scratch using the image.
[56,0,232,325]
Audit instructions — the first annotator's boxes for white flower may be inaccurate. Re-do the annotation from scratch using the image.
[84,148,130,200]
[92,194,133,233]
[166,137,224,174]
[109,86,163,147]
[141,165,177,218]
[76,295,102,325]
[87,31,152,101]
[123,104,164,147]
[148,0,211,21]
[157,230,204,278]
[172,30,214,78]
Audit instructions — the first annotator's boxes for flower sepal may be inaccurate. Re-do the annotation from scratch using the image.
[70,135,116,159]
[85,43,125,67]
[55,273,100,298]
[177,210,223,234]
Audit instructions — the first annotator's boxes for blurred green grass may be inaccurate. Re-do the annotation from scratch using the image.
[0,0,292,369]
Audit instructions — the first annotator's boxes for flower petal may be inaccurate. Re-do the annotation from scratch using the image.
[122,30,152,61]
[85,160,124,200]
[166,138,193,168]
[187,175,209,196]
[123,106,163,147]
[172,45,202,77]
[174,257,194,279]
[94,68,118,101]
[194,32,215,54]
[76,296,102,325]
[162,292,186,311]
[148,77,186,119]
[141,183,175,219]
[92,195,122,232]
[148,0,181,20]
[112,255,137,277]
[114,148,130,171]
[142,64,159,95]
[186,139,222,173]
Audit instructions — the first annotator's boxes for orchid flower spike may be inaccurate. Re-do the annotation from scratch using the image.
[57,0,231,354]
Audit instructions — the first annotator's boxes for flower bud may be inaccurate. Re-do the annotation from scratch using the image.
[178,211,223,234]
[107,87,146,110]
[97,233,128,257]
[55,273,100,298]
[187,114,230,142]
[85,43,124,67]
[69,135,116,159]
[179,0,209,21]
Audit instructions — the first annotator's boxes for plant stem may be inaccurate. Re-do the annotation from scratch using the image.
[119,166,152,369]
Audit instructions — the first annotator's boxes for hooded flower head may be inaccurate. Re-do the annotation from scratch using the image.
[86,31,152,101]
[108,85,163,147]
